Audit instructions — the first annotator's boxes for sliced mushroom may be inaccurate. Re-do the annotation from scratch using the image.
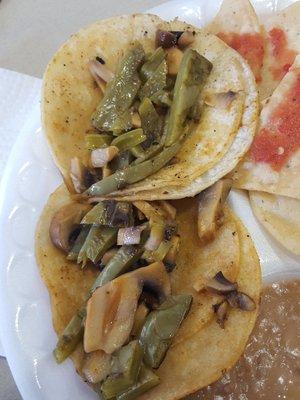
[157,200,177,221]
[136,209,146,221]
[133,200,167,221]
[166,47,183,75]
[70,157,95,194]
[84,262,170,354]
[197,178,232,243]
[155,30,177,49]
[49,202,90,253]
[88,59,114,92]
[177,31,195,49]
[204,91,236,109]
[226,291,256,311]
[82,350,112,384]
[205,271,237,294]
[136,261,171,304]
[164,234,180,271]
[84,275,141,354]
[213,301,229,329]
[131,303,149,337]
[145,222,165,251]
[91,146,119,168]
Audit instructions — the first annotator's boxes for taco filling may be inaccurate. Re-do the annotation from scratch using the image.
[65,33,212,197]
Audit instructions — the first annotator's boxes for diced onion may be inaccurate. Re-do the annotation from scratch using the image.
[91,146,119,168]
[117,226,145,245]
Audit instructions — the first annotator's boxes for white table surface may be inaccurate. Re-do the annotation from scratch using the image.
[0,1,166,398]
[0,0,167,78]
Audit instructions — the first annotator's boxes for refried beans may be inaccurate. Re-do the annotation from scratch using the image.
[189,280,300,399]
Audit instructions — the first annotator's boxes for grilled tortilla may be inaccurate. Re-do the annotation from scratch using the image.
[35,185,261,399]
[42,14,258,200]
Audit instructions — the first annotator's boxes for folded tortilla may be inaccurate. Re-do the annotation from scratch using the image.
[42,14,258,200]
[35,184,261,398]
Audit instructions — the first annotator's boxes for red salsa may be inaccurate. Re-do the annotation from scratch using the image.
[218,32,264,82]
[268,28,296,81]
[250,74,300,171]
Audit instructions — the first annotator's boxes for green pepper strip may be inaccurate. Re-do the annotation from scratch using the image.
[91,243,145,292]
[53,307,86,364]
[116,365,160,400]
[53,243,145,363]
[81,201,134,228]
[92,44,145,134]
[138,98,162,149]
[67,225,91,261]
[111,129,146,152]
[100,340,143,399]
[139,294,192,369]
[139,59,168,104]
[87,141,181,196]
[140,47,165,81]
[131,110,169,164]
[77,226,118,265]
[165,49,213,146]
[85,134,112,150]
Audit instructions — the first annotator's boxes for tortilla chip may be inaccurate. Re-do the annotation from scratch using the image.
[250,191,300,256]
[231,55,300,199]
[259,1,300,100]
[42,15,257,199]
[206,0,264,83]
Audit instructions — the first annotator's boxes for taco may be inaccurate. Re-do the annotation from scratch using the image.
[42,14,258,201]
[231,55,300,199]
[250,191,300,256]
[35,180,261,399]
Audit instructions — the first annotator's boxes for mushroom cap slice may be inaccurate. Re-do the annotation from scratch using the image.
[197,178,232,244]
[49,202,90,253]
[84,262,170,354]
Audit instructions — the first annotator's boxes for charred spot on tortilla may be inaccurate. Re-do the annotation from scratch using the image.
[96,56,105,65]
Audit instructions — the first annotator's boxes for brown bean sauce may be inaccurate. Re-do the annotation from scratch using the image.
[189,280,300,399]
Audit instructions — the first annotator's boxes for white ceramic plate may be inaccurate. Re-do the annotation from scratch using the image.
[0,1,299,399]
